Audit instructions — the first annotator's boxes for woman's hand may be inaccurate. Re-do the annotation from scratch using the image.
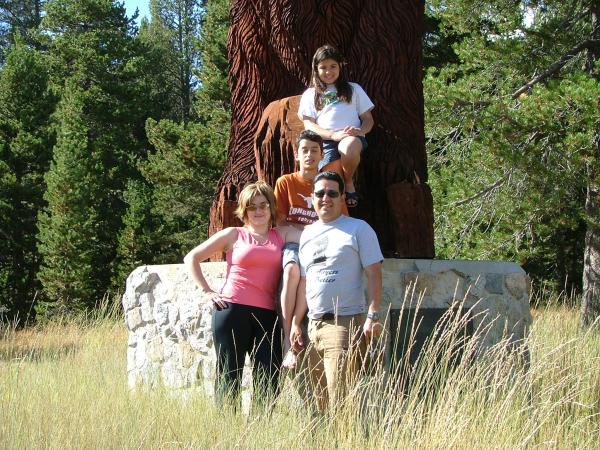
[184,227,238,307]
[330,130,350,141]
[204,289,229,310]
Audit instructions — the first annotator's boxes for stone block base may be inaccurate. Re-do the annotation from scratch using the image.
[122,259,531,394]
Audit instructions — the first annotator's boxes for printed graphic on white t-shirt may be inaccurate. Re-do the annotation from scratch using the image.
[322,91,341,107]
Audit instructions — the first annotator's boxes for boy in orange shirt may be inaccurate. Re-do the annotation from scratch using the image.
[274,130,348,367]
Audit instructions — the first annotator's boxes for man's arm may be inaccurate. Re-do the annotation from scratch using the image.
[276,225,302,244]
[363,262,383,339]
[290,276,308,352]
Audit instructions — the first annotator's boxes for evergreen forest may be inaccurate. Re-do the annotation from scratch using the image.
[0,0,598,325]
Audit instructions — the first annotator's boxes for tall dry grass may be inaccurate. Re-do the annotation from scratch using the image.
[1,300,598,449]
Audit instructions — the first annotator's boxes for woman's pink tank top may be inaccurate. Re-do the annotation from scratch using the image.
[219,227,284,310]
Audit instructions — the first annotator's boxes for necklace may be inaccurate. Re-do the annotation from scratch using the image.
[247,227,269,244]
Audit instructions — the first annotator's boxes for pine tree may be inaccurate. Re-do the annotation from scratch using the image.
[107,0,211,287]
[112,178,158,286]
[140,119,224,261]
[37,82,105,312]
[0,0,44,63]
[580,0,600,327]
[425,0,599,321]
[137,7,181,121]
[194,0,229,114]
[37,0,151,312]
[0,37,55,321]
[120,0,228,270]
[141,0,204,123]
[194,0,230,144]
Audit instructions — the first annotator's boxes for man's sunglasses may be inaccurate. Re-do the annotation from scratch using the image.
[313,189,341,199]
[246,203,270,211]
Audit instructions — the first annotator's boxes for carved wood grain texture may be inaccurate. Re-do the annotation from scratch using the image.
[210,0,434,258]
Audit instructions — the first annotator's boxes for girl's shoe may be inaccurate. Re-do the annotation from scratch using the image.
[345,191,359,208]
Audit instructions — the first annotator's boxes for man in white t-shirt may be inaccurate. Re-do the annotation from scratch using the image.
[290,171,383,411]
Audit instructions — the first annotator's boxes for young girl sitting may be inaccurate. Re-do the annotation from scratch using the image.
[297,45,375,208]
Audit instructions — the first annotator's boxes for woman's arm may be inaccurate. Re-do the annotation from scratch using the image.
[184,227,238,308]
[343,109,375,137]
[358,109,374,135]
[302,117,348,142]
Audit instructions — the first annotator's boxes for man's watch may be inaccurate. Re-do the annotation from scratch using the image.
[367,311,380,322]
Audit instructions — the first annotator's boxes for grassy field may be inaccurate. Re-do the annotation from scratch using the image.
[1,305,598,449]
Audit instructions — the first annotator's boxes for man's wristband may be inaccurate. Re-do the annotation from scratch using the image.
[367,311,380,322]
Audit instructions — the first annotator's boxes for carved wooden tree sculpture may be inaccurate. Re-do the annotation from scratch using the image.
[210,0,434,258]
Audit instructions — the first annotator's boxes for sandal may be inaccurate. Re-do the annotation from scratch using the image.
[345,191,359,208]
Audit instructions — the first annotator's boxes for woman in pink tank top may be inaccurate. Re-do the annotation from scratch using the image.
[184,181,300,410]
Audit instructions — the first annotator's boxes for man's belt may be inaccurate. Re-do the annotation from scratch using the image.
[313,312,335,320]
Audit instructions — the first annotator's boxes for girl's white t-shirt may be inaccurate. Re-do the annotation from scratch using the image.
[298,82,374,132]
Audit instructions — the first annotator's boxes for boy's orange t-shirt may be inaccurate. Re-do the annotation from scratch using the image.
[274,172,348,225]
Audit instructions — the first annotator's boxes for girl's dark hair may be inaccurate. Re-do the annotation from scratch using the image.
[310,45,353,111]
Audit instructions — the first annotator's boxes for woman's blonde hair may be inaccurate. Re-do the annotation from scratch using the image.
[235,181,278,225]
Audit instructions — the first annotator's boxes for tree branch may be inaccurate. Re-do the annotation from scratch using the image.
[451,169,513,207]
[512,39,600,99]
[554,2,589,35]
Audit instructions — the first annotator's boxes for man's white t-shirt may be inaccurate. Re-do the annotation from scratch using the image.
[298,82,374,132]
[299,215,383,319]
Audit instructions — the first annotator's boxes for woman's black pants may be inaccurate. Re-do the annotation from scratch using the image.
[212,302,282,409]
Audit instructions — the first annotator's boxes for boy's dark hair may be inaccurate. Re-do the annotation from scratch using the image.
[313,171,345,195]
[311,45,353,111]
[296,130,324,150]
